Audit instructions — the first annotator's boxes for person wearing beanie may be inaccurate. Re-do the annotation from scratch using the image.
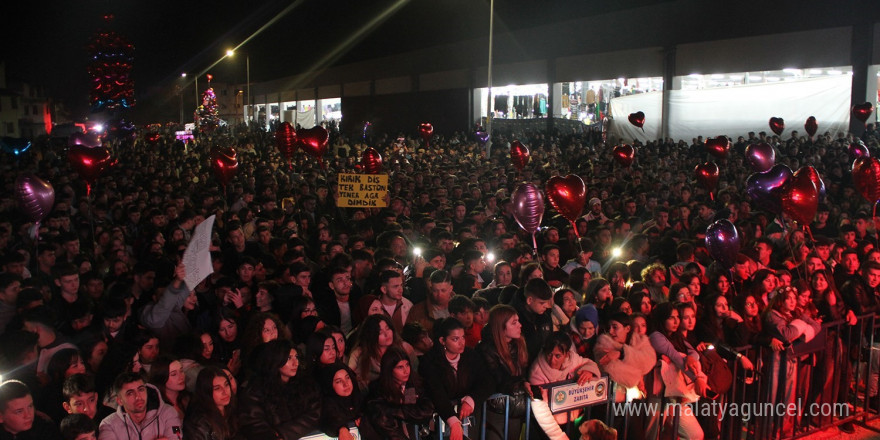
[569,304,599,358]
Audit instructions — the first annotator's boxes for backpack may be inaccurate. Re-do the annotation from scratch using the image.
[700,348,733,396]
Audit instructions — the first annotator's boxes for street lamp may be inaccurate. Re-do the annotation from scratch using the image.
[226,49,250,126]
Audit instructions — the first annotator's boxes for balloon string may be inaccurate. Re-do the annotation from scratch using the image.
[570,220,583,253]
[874,201,879,246]
[531,233,538,258]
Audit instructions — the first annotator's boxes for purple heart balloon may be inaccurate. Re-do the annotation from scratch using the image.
[15,173,55,224]
[475,131,489,145]
[705,219,741,269]
[746,164,792,214]
[745,143,775,173]
[849,141,870,159]
[512,183,545,235]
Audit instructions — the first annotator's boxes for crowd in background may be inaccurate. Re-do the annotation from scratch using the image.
[0,119,878,440]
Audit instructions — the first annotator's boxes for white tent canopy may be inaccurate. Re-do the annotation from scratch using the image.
[609,75,852,143]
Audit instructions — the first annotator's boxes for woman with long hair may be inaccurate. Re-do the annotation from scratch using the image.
[812,269,857,430]
[147,355,190,420]
[212,308,242,375]
[306,328,342,370]
[551,288,580,331]
[648,302,707,440]
[241,312,290,367]
[183,366,238,440]
[365,346,434,440]
[237,339,321,439]
[751,269,778,309]
[317,363,364,440]
[761,285,821,437]
[418,318,492,440]
[348,314,410,390]
[476,305,532,440]
[705,271,732,298]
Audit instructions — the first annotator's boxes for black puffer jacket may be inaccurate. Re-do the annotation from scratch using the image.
[418,345,493,422]
[237,377,321,440]
[364,380,434,440]
[476,327,529,396]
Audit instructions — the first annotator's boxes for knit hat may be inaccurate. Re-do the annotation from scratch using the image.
[574,304,599,328]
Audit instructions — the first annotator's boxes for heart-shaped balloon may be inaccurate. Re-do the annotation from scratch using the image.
[705,136,730,159]
[418,123,433,144]
[68,145,113,189]
[746,164,792,214]
[275,122,298,163]
[745,142,775,172]
[612,144,635,167]
[211,146,239,187]
[853,102,874,123]
[144,133,161,144]
[545,175,586,223]
[510,140,530,171]
[853,157,880,203]
[769,117,785,136]
[475,131,489,145]
[361,147,383,174]
[68,132,102,148]
[794,166,825,202]
[1,137,32,156]
[15,173,55,224]
[297,126,329,164]
[628,111,645,128]
[705,219,741,269]
[777,168,818,225]
[849,141,870,159]
[512,183,545,235]
[804,116,818,138]
[694,162,719,194]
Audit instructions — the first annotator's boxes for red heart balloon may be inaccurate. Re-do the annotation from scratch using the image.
[612,144,635,167]
[68,145,113,187]
[777,167,818,225]
[694,162,719,194]
[705,136,730,159]
[297,126,329,162]
[362,147,383,174]
[804,116,818,138]
[418,123,433,144]
[211,146,238,186]
[853,102,874,123]
[145,133,161,144]
[795,165,825,200]
[510,140,530,171]
[853,156,880,203]
[850,141,870,159]
[275,122,298,163]
[545,174,587,223]
[769,117,785,136]
[627,111,645,128]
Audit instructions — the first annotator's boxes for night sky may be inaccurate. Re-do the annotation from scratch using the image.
[0,0,664,123]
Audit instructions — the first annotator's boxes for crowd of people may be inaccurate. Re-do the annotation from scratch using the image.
[0,118,879,440]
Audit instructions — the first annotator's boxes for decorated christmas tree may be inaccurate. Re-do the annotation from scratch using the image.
[87,15,135,112]
[194,87,220,133]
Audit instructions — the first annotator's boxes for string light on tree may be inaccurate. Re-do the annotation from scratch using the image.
[87,15,135,112]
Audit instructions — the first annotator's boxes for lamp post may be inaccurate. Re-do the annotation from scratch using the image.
[226,49,250,126]
[178,72,187,124]
[486,0,494,155]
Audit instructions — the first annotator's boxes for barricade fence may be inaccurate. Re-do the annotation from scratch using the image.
[303,314,880,439]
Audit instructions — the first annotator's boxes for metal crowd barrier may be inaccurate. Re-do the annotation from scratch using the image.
[305,313,880,439]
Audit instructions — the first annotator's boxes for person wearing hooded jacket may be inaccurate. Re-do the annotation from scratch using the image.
[98,372,182,440]
[530,331,600,426]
